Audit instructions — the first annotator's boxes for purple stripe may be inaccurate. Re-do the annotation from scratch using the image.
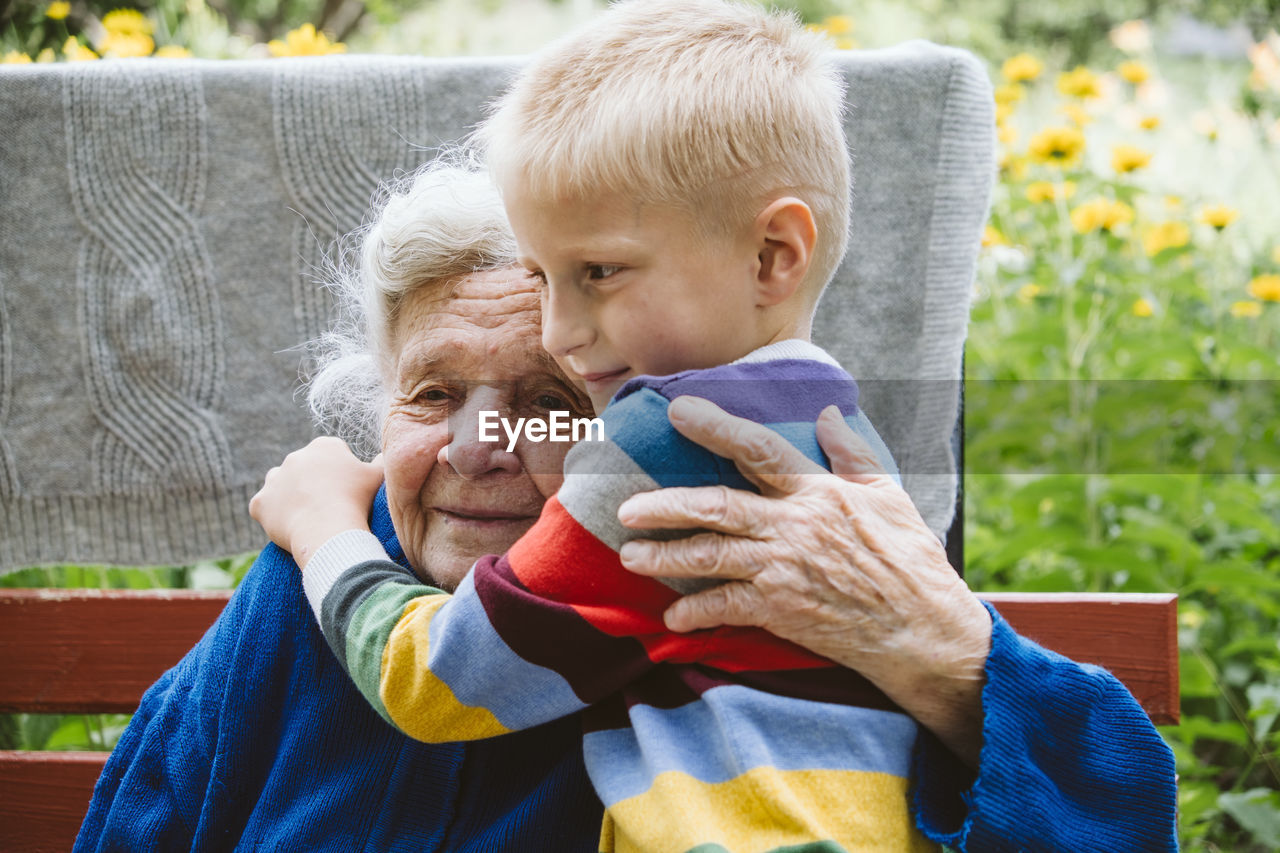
[616,360,859,424]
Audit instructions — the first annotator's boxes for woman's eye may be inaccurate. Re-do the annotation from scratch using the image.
[533,393,569,410]
[417,388,454,404]
[586,264,621,281]
[527,269,547,287]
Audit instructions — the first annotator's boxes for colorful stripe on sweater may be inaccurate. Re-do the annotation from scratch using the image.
[307,344,934,853]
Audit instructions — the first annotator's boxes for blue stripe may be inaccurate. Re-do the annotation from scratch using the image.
[603,387,899,492]
[604,388,724,489]
[581,684,918,807]
[427,571,587,729]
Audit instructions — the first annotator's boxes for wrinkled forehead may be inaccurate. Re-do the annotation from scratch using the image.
[391,268,557,383]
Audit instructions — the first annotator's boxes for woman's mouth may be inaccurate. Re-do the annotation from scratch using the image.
[435,507,537,528]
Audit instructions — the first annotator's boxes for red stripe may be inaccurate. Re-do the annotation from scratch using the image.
[508,499,831,672]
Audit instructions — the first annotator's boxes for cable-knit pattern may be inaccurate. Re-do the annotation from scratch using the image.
[272,59,437,344]
[63,63,230,492]
[0,270,17,498]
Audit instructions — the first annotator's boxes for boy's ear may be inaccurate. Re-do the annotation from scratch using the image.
[753,197,816,307]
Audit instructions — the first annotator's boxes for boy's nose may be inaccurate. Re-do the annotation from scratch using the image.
[540,283,593,359]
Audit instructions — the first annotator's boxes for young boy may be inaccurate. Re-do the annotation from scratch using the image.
[254,1,935,849]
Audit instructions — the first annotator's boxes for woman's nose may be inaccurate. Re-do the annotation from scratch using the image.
[438,389,524,479]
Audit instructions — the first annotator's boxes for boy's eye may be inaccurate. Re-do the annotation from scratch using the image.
[586,264,621,281]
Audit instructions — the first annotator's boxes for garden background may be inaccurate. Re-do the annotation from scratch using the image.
[4,0,1280,848]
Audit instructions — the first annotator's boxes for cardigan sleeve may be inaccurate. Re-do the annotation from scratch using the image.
[910,602,1179,852]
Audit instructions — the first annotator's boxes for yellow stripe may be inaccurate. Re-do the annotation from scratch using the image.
[603,767,938,853]
[380,595,512,742]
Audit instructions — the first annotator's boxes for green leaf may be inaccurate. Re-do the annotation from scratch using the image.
[1219,789,1280,848]
[1247,682,1280,741]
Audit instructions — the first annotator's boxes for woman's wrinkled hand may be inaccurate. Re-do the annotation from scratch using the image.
[617,396,992,765]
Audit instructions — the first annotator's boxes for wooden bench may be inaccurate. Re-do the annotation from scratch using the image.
[0,587,1178,853]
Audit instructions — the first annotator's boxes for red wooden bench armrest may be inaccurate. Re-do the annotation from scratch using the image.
[0,589,1178,852]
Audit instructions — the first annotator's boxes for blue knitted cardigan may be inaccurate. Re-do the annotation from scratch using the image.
[75,488,1177,852]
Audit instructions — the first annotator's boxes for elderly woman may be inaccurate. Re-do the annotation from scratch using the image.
[77,162,1176,852]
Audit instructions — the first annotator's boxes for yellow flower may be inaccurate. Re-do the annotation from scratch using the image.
[268,23,347,57]
[1110,19,1152,53]
[1057,66,1101,99]
[1132,297,1154,317]
[100,31,154,58]
[982,225,1008,247]
[1248,273,1280,302]
[1198,204,1239,230]
[997,124,1018,146]
[36,47,56,62]
[1138,115,1160,131]
[2,51,32,64]
[1058,102,1094,127]
[994,83,1025,106]
[63,36,98,61]
[812,15,857,49]
[102,8,153,36]
[154,45,193,58]
[1017,283,1044,302]
[999,152,1029,180]
[45,1,71,20]
[1111,144,1152,174]
[1231,301,1263,318]
[1070,198,1134,234]
[1141,222,1190,257]
[821,15,854,36]
[1165,195,1183,209]
[1025,180,1076,203]
[995,103,1014,126]
[1002,53,1042,83]
[1117,60,1150,85]
[1027,125,1085,167]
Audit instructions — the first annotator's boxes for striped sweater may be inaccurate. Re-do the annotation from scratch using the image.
[303,341,938,853]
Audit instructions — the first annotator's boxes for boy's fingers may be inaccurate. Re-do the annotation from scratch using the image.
[666,396,825,495]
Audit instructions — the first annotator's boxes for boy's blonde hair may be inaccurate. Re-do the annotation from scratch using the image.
[476,0,851,298]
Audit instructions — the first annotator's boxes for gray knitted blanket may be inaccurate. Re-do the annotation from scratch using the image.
[0,45,991,572]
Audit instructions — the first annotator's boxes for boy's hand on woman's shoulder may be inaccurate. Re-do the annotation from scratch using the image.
[249,436,385,569]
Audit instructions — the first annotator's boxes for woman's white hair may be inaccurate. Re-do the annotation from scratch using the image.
[306,154,518,457]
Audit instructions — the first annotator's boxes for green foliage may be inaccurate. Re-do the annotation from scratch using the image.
[967,41,1280,850]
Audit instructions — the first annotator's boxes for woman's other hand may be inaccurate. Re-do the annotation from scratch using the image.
[617,396,991,766]
[249,437,385,569]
